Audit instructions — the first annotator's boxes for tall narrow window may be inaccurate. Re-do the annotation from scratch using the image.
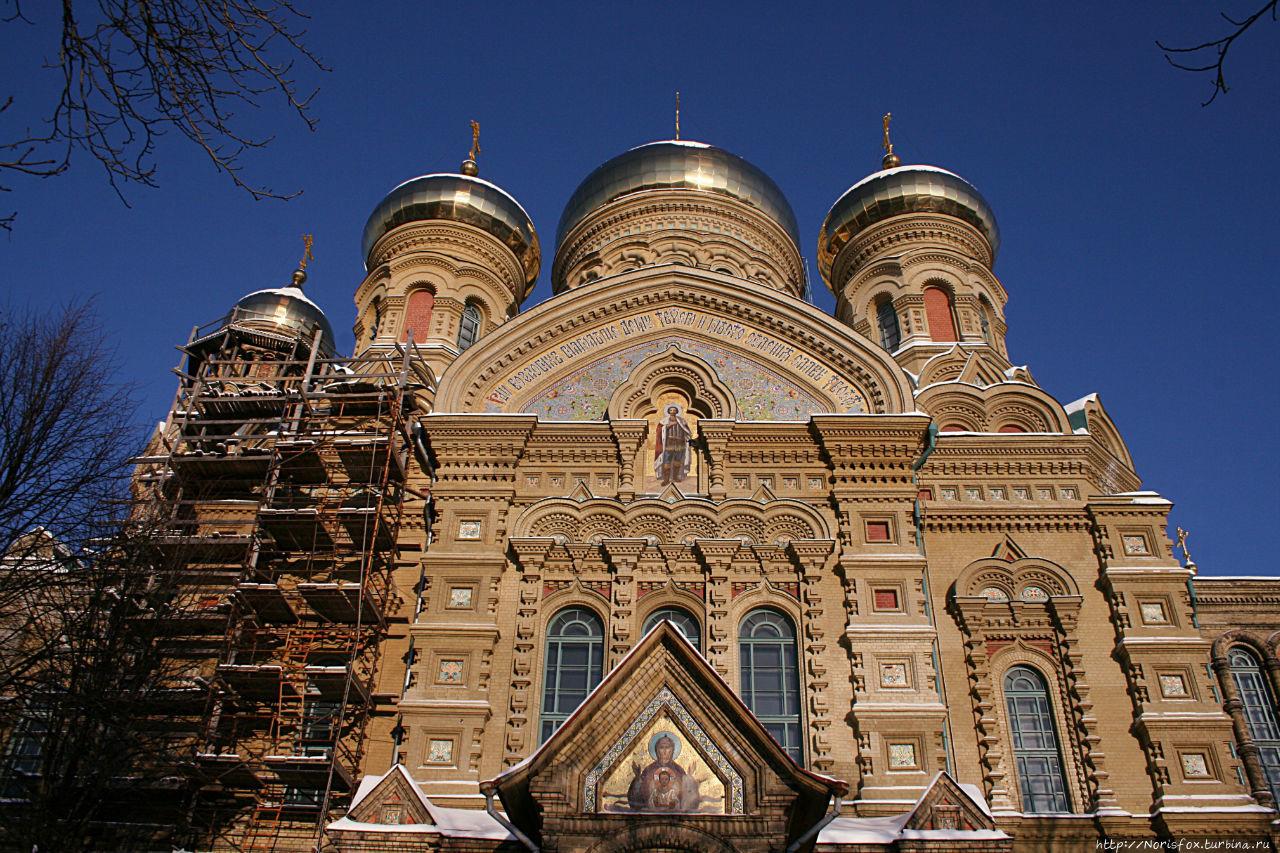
[978,297,993,343]
[740,609,802,762]
[0,697,51,800]
[1004,666,1070,813]
[284,665,342,808]
[402,289,434,344]
[922,286,958,342]
[643,606,702,652]
[876,298,901,351]
[1228,648,1280,802]
[541,607,604,741]
[457,303,482,351]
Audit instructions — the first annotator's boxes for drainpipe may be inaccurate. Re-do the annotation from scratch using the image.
[911,423,955,775]
[483,785,539,853]
[1185,560,1200,628]
[785,795,842,853]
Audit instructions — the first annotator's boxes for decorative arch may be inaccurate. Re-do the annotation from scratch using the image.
[948,549,1109,813]
[513,496,829,545]
[953,554,1081,601]
[916,377,1072,434]
[606,345,737,421]
[1210,630,1280,806]
[433,271,914,416]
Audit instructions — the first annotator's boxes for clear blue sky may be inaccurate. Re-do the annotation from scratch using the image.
[2,2,1277,575]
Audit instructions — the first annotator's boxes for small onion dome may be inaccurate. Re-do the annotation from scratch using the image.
[817,164,1000,290]
[555,140,800,251]
[228,270,338,354]
[361,173,541,293]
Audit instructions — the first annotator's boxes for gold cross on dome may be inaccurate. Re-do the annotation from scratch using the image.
[1175,526,1193,564]
[299,234,314,270]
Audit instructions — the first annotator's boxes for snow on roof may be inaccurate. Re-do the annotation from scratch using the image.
[383,173,534,222]
[427,804,514,839]
[239,285,326,314]
[334,764,514,841]
[630,139,712,151]
[818,814,909,844]
[1064,392,1099,413]
[958,781,993,817]
[818,772,1007,843]
[1112,490,1172,505]
[816,815,1008,844]
[844,163,970,194]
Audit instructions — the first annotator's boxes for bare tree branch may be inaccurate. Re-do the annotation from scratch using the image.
[0,0,327,227]
[1159,1,1278,105]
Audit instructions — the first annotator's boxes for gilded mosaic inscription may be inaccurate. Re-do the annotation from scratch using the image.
[480,308,866,418]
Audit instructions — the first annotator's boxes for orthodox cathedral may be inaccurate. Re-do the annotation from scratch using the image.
[99,124,1280,852]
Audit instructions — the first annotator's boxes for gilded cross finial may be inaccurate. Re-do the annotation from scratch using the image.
[1175,526,1194,564]
[299,234,314,270]
[469,120,481,162]
[675,92,681,140]
[881,112,901,169]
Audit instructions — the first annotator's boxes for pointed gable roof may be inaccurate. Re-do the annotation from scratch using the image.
[483,621,845,849]
[330,763,513,841]
[816,772,1010,849]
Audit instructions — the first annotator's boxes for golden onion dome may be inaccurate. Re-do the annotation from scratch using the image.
[361,173,541,292]
[228,271,339,355]
[555,140,800,251]
[817,164,1000,289]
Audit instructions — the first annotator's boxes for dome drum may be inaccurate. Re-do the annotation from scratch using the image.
[551,193,807,298]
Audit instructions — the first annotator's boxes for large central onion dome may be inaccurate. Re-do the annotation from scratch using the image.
[817,164,1000,290]
[220,269,338,355]
[555,140,800,250]
[361,173,541,293]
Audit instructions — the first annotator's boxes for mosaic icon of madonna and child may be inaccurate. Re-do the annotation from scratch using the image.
[601,730,723,813]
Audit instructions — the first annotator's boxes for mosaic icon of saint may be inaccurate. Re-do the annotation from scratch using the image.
[626,732,702,812]
[653,405,693,486]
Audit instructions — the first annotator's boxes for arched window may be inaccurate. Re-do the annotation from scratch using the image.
[739,609,802,762]
[978,297,993,343]
[402,289,434,344]
[922,285,958,342]
[876,297,901,351]
[1004,666,1070,813]
[643,607,701,652]
[1228,648,1280,801]
[541,607,604,741]
[457,303,482,351]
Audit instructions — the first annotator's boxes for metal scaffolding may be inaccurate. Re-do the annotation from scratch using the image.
[132,310,423,851]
